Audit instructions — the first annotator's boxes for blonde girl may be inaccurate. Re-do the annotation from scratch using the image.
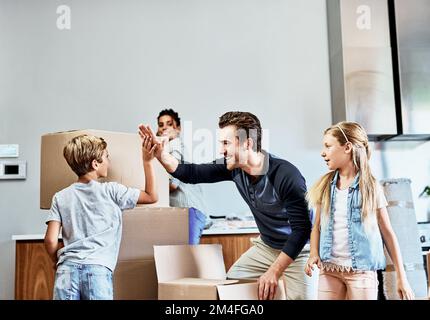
[304,121,414,300]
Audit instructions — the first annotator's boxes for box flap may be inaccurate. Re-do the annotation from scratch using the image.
[217,279,287,300]
[154,244,226,282]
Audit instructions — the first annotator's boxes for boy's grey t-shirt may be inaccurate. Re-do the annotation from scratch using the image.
[45,180,140,271]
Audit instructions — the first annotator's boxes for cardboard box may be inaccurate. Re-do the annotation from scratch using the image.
[154,244,286,300]
[113,207,189,300]
[40,129,169,209]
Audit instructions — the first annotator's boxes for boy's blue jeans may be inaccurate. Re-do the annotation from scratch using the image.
[53,262,113,300]
[189,207,207,245]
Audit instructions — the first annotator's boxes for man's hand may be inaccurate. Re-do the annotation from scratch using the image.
[257,268,281,300]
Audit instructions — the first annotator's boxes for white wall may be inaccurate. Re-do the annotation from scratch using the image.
[0,0,332,300]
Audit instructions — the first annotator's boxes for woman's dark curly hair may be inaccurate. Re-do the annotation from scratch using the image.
[157,108,181,127]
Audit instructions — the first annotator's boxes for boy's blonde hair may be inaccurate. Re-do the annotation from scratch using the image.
[63,134,107,177]
[307,121,377,222]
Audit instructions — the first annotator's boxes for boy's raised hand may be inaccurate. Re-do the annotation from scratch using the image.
[138,124,167,160]
[141,136,156,162]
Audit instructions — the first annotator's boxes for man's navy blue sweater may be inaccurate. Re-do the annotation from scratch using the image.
[171,152,311,260]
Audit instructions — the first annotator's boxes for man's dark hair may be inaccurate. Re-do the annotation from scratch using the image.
[218,111,262,152]
[157,108,181,127]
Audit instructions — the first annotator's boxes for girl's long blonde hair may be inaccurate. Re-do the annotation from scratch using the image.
[307,122,377,222]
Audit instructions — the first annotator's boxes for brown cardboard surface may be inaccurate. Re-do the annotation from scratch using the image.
[154,244,226,283]
[119,207,189,260]
[154,244,287,300]
[158,278,240,300]
[114,259,157,300]
[158,283,219,300]
[114,207,189,300]
[217,279,287,300]
[40,129,169,209]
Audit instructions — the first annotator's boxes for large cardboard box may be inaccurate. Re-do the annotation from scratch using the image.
[40,129,169,209]
[154,244,286,300]
[113,207,189,300]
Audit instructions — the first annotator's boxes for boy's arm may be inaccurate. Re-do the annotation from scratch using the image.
[44,221,61,263]
[137,161,158,204]
[137,134,158,204]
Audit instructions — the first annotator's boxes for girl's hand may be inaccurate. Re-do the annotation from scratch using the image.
[142,136,156,162]
[304,255,322,277]
[396,276,415,300]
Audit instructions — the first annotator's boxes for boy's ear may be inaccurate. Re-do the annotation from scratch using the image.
[91,159,99,170]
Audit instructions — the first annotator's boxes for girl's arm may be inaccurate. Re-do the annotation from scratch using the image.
[305,205,322,276]
[377,206,415,300]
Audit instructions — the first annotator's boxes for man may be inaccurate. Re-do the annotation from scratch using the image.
[139,111,317,300]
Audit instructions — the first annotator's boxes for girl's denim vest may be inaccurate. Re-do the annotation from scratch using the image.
[319,171,386,271]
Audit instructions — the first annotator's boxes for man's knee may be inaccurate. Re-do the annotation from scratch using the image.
[226,261,253,279]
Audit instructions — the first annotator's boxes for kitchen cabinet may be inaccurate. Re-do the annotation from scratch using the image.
[15,240,62,300]
[200,233,259,271]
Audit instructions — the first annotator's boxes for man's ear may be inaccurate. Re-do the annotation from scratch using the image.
[246,138,254,151]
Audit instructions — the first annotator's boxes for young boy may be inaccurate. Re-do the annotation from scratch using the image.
[44,132,158,300]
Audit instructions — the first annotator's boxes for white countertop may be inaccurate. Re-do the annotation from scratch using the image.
[202,227,259,235]
[12,218,260,240]
[11,228,259,240]
[12,234,52,240]
[202,218,259,235]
